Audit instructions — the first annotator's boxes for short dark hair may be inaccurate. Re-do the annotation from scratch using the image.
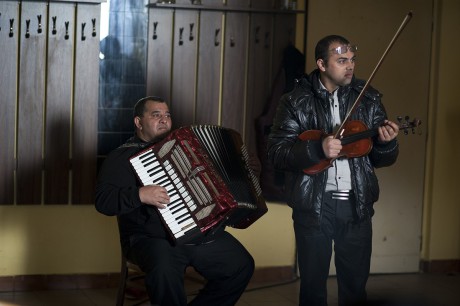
[133,96,166,118]
[315,35,350,62]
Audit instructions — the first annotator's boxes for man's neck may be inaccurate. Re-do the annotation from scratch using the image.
[318,76,338,93]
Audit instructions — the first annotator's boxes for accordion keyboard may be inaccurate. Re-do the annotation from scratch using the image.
[130,149,199,242]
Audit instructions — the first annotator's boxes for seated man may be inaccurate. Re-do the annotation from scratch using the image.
[96,96,254,306]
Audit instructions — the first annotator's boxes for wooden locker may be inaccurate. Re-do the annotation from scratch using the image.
[271,13,296,84]
[245,13,272,153]
[196,11,223,125]
[0,1,19,205]
[170,10,199,128]
[222,0,250,135]
[16,1,48,205]
[146,9,173,104]
[221,11,249,134]
[44,3,75,204]
[72,3,100,204]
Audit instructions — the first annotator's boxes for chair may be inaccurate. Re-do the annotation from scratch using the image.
[116,254,149,306]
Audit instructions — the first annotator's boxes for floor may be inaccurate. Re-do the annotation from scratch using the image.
[0,273,458,306]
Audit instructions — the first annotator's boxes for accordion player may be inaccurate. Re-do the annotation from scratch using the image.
[129,125,268,245]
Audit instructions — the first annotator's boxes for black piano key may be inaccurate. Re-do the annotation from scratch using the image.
[171,205,185,214]
[139,151,154,161]
[148,167,164,177]
[175,211,189,222]
[178,215,191,224]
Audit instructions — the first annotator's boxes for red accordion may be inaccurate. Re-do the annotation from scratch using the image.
[129,125,267,244]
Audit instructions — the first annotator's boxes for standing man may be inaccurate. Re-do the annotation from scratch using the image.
[96,96,254,306]
[267,35,399,305]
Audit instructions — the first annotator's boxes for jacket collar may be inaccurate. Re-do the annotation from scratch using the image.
[307,69,355,101]
[118,134,153,150]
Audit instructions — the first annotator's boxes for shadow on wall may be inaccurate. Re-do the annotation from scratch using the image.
[255,44,305,203]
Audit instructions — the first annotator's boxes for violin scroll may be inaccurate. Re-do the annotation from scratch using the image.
[396,115,422,135]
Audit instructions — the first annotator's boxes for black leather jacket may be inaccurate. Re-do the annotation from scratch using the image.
[267,70,399,222]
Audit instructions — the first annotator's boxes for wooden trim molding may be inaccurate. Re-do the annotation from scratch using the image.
[148,3,305,14]
[420,259,460,274]
[0,266,296,292]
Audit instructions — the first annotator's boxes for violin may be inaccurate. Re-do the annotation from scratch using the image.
[299,116,421,175]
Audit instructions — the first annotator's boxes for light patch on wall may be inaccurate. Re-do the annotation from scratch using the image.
[99,0,110,59]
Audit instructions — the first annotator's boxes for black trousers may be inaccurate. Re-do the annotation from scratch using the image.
[127,231,254,306]
[294,192,373,306]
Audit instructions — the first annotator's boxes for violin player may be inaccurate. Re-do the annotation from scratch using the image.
[267,35,400,305]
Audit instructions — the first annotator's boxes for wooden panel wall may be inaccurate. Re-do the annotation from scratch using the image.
[0,0,102,205]
[146,1,304,149]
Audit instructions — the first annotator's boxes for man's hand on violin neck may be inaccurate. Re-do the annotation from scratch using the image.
[323,136,343,158]
[377,120,399,143]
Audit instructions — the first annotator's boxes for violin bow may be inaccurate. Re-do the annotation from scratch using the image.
[334,11,413,139]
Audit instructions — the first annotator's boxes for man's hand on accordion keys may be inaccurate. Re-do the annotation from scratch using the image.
[139,185,170,209]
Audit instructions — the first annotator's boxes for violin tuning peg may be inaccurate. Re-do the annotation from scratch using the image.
[397,116,402,123]
[411,119,418,134]
[405,115,410,122]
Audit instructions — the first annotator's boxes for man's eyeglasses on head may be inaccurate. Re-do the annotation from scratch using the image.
[330,45,358,55]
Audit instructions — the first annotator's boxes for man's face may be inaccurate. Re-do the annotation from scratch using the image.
[135,100,172,142]
[317,42,356,92]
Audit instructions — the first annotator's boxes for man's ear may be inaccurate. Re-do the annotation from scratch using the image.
[317,59,326,71]
[134,116,142,130]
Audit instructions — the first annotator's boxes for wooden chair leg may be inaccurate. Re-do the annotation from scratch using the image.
[116,254,150,306]
[116,255,129,306]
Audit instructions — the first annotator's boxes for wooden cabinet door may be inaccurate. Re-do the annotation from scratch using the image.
[196,11,223,125]
[221,12,249,134]
[170,10,199,128]
[72,3,100,204]
[245,13,273,153]
[0,1,19,205]
[271,14,296,84]
[147,9,173,104]
[17,1,48,204]
[44,3,75,204]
